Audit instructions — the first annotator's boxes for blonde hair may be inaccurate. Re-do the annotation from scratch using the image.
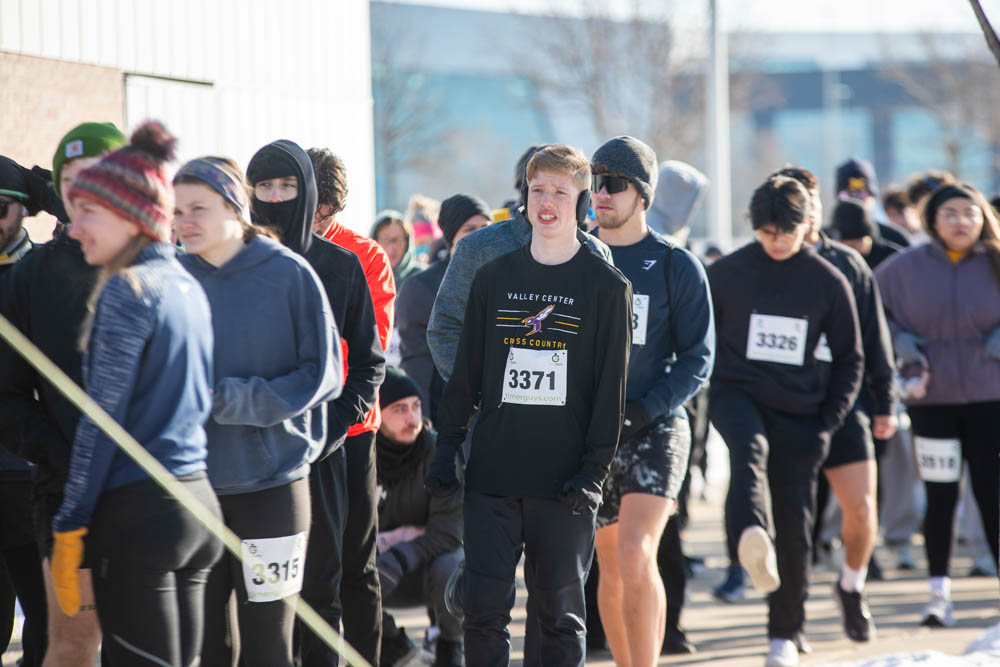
[525,145,591,191]
[78,234,153,351]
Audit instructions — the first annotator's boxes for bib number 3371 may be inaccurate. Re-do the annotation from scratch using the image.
[241,532,307,602]
[502,348,568,406]
[746,314,807,366]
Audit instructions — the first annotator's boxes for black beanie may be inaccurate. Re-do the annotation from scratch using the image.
[590,136,658,209]
[829,198,876,240]
[438,194,490,247]
[380,366,422,409]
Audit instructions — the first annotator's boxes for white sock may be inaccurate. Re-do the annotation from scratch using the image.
[840,564,867,592]
[929,576,951,598]
[769,638,794,654]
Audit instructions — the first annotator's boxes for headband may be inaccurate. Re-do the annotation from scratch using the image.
[175,157,249,217]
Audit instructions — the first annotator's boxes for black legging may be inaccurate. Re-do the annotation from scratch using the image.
[907,401,1000,578]
[1,478,47,666]
[89,473,222,667]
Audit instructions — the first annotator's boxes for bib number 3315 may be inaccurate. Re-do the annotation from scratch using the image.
[746,314,807,366]
[502,348,568,406]
[241,532,307,603]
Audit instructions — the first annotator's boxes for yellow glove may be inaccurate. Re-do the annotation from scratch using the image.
[51,527,88,616]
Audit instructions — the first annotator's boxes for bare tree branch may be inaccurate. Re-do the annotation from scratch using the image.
[969,0,1000,68]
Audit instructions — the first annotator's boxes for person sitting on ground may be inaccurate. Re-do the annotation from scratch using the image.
[375,367,464,667]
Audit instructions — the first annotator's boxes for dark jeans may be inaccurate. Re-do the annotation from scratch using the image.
[710,386,829,640]
[90,473,222,666]
[463,492,594,667]
[908,401,1000,577]
[384,549,464,642]
[0,478,47,665]
[202,477,311,667]
[296,446,348,666]
[341,431,381,665]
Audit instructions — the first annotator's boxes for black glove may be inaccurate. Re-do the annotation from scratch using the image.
[20,164,68,221]
[375,547,408,598]
[424,443,460,497]
[620,401,652,442]
[560,475,602,516]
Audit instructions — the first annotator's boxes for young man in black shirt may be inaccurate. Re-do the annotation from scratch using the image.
[426,144,632,666]
[707,175,863,667]
[588,137,715,667]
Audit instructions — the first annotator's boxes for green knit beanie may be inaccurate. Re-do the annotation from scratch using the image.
[52,122,127,199]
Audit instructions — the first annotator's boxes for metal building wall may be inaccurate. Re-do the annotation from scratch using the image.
[0,0,376,232]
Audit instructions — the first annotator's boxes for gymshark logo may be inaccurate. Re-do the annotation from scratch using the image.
[642,260,657,270]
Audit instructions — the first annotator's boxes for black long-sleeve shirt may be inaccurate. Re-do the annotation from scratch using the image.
[816,234,896,416]
[436,243,632,499]
[707,242,863,431]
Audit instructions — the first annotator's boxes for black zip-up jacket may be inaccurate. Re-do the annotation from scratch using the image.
[377,427,462,570]
[707,242,863,431]
[816,234,896,416]
[0,231,96,496]
[436,243,632,499]
[249,140,385,459]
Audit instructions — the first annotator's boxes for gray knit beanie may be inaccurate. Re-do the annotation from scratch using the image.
[590,136,659,209]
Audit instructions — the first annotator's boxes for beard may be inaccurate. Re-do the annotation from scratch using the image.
[0,216,24,251]
[595,196,641,230]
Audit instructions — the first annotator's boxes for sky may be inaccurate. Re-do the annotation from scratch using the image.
[388,0,1000,34]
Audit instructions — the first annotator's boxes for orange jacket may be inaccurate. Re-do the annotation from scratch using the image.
[323,221,396,435]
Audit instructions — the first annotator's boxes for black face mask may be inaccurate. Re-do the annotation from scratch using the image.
[253,198,299,241]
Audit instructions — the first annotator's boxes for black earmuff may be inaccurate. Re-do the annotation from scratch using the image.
[576,189,591,228]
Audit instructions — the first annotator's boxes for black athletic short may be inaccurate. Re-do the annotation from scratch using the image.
[597,416,691,529]
[822,406,874,469]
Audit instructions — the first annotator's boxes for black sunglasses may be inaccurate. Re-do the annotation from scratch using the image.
[0,199,19,219]
[591,175,631,195]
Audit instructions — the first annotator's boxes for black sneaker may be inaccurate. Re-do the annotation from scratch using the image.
[867,554,884,581]
[832,581,875,642]
[444,561,464,621]
[712,564,747,603]
[380,624,420,667]
[661,626,696,655]
[433,638,464,667]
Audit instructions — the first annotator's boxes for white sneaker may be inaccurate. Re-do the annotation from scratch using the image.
[738,526,781,594]
[764,638,798,666]
[920,590,955,628]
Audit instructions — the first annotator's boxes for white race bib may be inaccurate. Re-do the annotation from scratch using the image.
[914,437,962,483]
[385,327,402,366]
[814,333,833,363]
[241,532,307,602]
[501,348,568,406]
[632,294,649,346]
[746,314,807,366]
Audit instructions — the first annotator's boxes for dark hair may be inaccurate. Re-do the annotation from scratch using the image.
[372,212,411,246]
[923,183,1000,286]
[773,165,818,193]
[882,186,909,215]
[306,148,348,215]
[906,170,956,208]
[749,175,810,232]
[173,156,274,243]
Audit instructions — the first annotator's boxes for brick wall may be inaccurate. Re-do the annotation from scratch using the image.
[1,51,124,242]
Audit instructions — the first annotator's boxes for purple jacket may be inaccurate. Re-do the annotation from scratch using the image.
[875,240,1000,406]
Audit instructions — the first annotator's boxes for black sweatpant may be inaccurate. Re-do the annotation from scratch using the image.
[0,478,47,665]
[202,477,310,667]
[89,473,222,667]
[296,446,348,666]
[463,492,594,667]
[341,430,381,665]
[710,386,829,640]
[383,548,464,642]
[907,401,1000,577]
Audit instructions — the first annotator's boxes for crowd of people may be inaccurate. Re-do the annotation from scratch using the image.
[0,118,997,667]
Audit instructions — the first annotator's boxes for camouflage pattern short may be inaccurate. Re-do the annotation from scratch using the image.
[596,416,691,529]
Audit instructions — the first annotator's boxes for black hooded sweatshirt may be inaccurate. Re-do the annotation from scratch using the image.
[0,229,97,496]
[248,140,385,457]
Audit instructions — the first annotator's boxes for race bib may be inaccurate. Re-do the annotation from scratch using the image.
[746,314,807,366]
[814,333,833,362]
[632,294,649,346]
[241,532,307,602]
[501,348,568,406]
[914,437,961,483]
[385,327,402,366]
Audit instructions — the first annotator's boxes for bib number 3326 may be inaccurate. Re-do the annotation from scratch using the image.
[241,532,307,603]
[502,348,568,406]
[746,314,807,366]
